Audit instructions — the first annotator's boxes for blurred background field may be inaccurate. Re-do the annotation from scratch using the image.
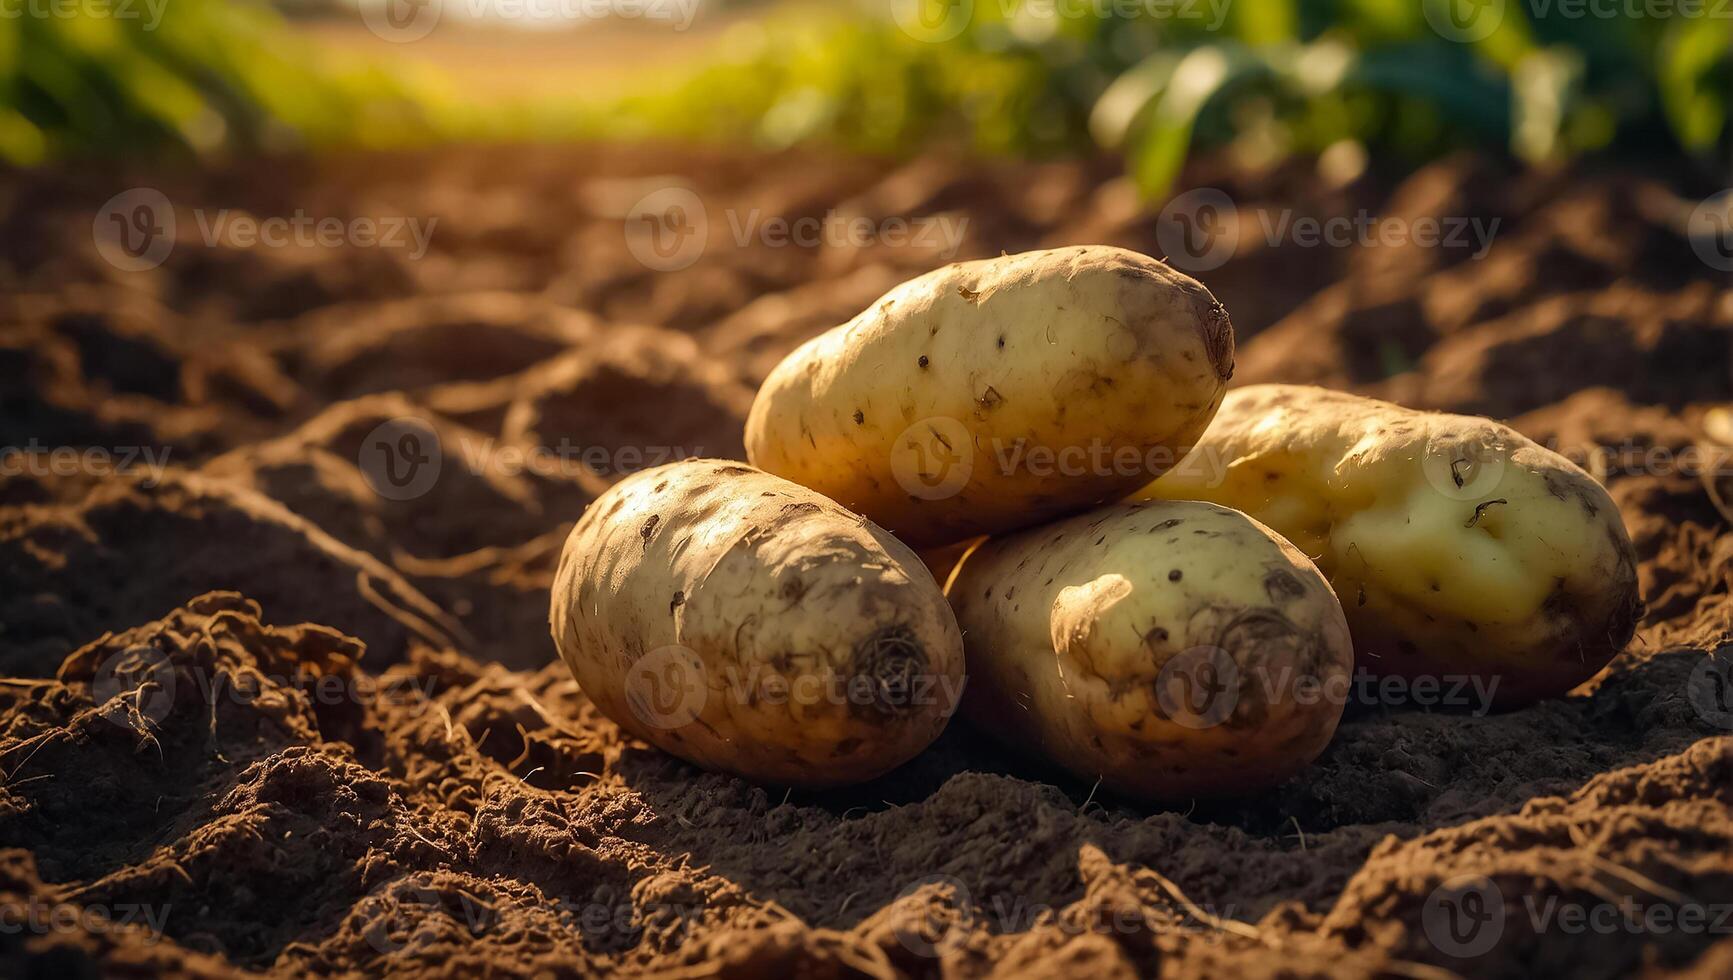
[2,0,1726,192]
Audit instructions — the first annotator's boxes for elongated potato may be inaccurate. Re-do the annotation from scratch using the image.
[745,246,1235,548]
[548,459,964,786]
[949,501,1353,799]
[1139,385,1641,705]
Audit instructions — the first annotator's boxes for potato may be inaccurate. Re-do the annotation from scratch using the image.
[745,245,1235,548]
[948,501,1353,799]
[1139,385,1641,706]
[548,459,965,786]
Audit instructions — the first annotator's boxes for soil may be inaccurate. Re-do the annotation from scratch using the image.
[1,144,1729,979]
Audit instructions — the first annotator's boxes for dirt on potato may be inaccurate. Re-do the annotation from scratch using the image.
[1,144,1730,979]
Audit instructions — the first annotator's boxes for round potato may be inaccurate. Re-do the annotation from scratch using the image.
[745,245,1235,548]
[549,459,965,786]
[1139,384,1642,706]
[948,500,1353,800]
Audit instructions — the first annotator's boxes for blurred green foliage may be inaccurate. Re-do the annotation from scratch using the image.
[611,0,1728,193]
[0,0,1725,194]
[0,0,446,165]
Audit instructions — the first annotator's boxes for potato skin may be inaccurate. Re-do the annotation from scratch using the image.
[745,246,1234,548]
[948,501,1353,800]
[1139,385,1642,706]
[548,459,964,786]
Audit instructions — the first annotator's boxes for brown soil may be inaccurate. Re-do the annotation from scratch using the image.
[1,144,1730,979]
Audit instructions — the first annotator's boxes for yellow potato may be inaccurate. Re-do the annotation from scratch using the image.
[948,501,1353,799]
[1139,384,1641,705]
[745,245,1235,547]
[549,459,964,786]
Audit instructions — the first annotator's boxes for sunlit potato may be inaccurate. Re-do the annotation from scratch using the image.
[947,501,1353,800]
[549,459,964,786]
[745,245,1235,548]
[1138,384,1642,706]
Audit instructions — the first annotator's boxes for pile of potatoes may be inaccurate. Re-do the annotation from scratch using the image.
[550,245,1641,800]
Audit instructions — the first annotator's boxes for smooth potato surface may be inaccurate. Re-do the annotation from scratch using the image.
[949,501,1353,799]
[549,460,964,786]
[1140,385,1641,705]
[745,246,1235,547]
